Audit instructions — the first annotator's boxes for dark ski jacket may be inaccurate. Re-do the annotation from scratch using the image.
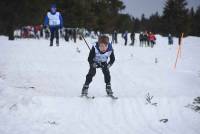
[88,42,115,66]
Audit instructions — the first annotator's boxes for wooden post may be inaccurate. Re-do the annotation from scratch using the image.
[173,33,184,69]
[179,33,184,58]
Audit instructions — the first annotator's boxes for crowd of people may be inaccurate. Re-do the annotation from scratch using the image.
[111,30,173,48]
[14,26,90,42]
[14,27,174,47]
[14,25,42,39]
[139,31,156,48]
[14,26,174,46]
[13,4,173,48]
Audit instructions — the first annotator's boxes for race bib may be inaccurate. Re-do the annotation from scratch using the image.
[49,20,60,26]
[48,12,61,26]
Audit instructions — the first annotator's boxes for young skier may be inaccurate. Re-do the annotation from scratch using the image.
[44,4,63,46]
[81,35,117,99]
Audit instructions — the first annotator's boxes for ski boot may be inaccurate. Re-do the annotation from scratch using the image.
[106,84,118,99]
[81,84,89,96]
[56,40,59,46]
[50,41,53,47]
[81,84,94,99]
[106,83,113,96]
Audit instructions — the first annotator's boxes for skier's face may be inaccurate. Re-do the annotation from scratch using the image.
[51,7,56,13]
[99,43,108,52]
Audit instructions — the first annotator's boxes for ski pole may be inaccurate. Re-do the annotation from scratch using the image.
[81,34,91,50]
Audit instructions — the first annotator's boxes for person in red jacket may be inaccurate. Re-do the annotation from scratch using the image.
[148,32,156,48]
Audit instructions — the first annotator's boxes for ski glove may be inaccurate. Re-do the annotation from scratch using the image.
[91,62,111,69]
[107,63,112,68]
[101,63,112,69]
[91,63,100,68]
[92,63,97,68]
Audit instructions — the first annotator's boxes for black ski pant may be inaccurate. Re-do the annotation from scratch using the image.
[124,38,127,46]
[50,26,59,45]
[84,65,111,85]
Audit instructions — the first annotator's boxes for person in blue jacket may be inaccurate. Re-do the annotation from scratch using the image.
[44,4,63,46]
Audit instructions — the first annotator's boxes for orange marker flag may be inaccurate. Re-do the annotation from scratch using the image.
[174,33,184,69]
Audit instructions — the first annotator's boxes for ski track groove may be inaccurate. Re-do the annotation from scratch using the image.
[178,104,199,134]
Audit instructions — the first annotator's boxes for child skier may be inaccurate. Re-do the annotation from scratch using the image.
[44,4,63,46]
[81,35,117,98]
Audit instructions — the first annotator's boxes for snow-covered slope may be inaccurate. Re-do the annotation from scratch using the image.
[0,34,200,134]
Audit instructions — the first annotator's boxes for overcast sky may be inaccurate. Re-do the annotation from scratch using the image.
[121,0,200,18]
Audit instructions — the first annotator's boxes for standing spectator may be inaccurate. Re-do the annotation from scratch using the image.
[112,30,118,44]
[168,34,173,45]
[123,31,128,46]
[34,25,41,39]
[44,28,50,39]
[112,31,115,44]
[148,32,156,48]
[114,30,118,44]
[144,31,148,47]
[69,29,73,40]
[130,31,135,46]
[40,25,44,38]
[139,32,144,47]
[65,28,69,42]
[73,29,77,43]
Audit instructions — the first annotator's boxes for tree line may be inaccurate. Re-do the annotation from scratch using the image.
[0,0,199,40]
[134,0,200,37]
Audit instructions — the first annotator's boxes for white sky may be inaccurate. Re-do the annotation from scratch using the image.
[121,0,200,18]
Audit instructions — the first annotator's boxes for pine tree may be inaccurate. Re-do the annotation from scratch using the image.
[148,12,162,34]
[132,18,141,32]
[189,7,195,36]
[0,0,49,40]
[162,0,190,36]
[0,0,134,38]
[193,6,200,36]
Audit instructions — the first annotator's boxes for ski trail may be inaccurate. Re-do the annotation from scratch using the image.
[0,36,200,134]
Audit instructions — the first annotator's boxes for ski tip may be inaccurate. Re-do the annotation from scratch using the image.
[80,95,95,99]
[113,97,118,100]
[108,95,118,100]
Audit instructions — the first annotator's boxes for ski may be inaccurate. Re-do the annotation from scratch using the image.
[80,95,118,99]
[107,95,118,100]
[80,95,95,99]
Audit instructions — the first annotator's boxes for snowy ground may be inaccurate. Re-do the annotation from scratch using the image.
[0,34,200,134]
